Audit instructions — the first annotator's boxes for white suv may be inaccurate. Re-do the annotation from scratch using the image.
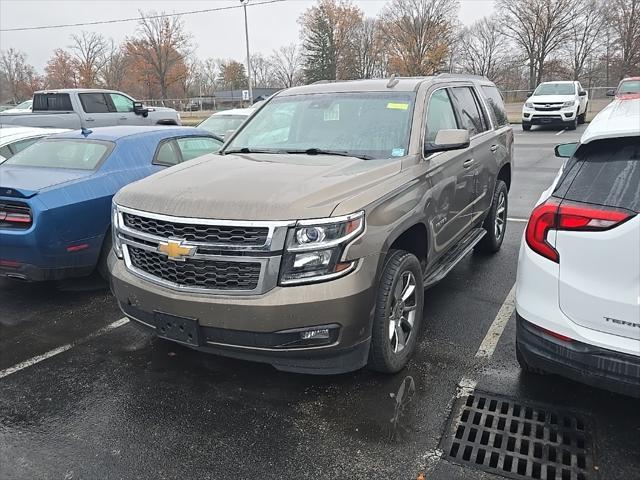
[522,81,589,131]
[515,98,639,397]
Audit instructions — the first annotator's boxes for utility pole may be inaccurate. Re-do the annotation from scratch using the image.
[241,0,253,105]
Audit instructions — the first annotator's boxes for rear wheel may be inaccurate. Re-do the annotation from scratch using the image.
[368,250,424,373]
[475,180,508,254]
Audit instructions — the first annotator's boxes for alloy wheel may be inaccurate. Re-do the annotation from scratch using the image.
[388,271,418,353]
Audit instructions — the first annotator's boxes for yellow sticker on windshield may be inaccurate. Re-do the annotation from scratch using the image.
[387,102,409,110]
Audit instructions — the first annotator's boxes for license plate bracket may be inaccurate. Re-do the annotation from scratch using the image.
[154,311,201,346]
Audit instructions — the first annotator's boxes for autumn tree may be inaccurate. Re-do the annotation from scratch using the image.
[126,12,191,99]
[0,48,42,103]
[70,31,109,87]
[299,0,364,82]
[457,18,506,81]
[497,0,579,89]
[44,49,79,89]
[218,60,248,90]
[270,44,303,88]
[379,0,459,76]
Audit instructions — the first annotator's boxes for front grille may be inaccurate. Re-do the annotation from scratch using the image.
[128,246,261,291]
[534,104,562,111]
[123,213,269,246]
[441,392,594,480]
[0,201,32,230]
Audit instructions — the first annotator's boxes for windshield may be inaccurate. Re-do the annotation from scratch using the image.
[15,100,32,109]
[4,139,112,170]
[534,83,576,96]
[225,92,416,160]
[618,80,640,94]
[199,115,248,136]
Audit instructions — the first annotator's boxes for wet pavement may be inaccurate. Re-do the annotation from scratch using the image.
[1,124,639,480]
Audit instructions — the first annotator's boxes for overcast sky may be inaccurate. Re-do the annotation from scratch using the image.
[0,0,494,73]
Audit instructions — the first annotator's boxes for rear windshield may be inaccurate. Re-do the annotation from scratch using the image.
[534,83,575,96]
[553,137,640,212]
[4,139,113,170]
[618,80,640,94]
[32,93,73,111]
[199,115,247,136]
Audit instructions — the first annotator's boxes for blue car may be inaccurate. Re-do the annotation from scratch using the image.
[0,126,222,281]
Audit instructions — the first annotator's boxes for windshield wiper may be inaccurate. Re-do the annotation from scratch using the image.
[223,147,285,155]
[285,148,374,160]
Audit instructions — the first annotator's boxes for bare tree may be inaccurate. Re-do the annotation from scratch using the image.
[70,31,108,87]
[270,44,303,88]
[0,48,40,102]
[498,0,579,88]
[250,53,275,88]
[354,18,385,78]
[101,40,128,90]
[379,0,459,76]
[126,12,191,99]
[607,0,640,77]
[565,0,606,80]
[457,18,506,81]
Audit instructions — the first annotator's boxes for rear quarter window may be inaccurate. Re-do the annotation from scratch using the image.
[553,137,640,212]
[481,85,509,127]
[32,93,73,111]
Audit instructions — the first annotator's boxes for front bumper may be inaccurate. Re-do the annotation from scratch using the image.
[522,109,577,125]
[109,252,380,374]
[517,314,640,398]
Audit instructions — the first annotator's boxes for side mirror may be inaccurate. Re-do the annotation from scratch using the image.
[606,89,616,97]
[133,101,149,118]
[578,90,587,97]
[554,142,578,158]
[526,91,533,97]
[425,129,470,155]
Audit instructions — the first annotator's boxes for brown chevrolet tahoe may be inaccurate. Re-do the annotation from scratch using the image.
[108,75,513,374]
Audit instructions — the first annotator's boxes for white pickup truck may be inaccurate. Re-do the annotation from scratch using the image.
[521,81,589,131]
[0,89,181,129]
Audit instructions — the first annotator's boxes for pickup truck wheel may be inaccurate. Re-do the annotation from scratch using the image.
[475,180,508,254]
[368,250,424,373]
[567,117,578,130]
[97,232,112,281]
[522,123,531,131]
[578,111,586,124]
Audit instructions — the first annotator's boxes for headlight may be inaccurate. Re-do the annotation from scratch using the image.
[562,101,576,108]
[280,211,364,285]
[111,202,123,259]
[524,102,533,108]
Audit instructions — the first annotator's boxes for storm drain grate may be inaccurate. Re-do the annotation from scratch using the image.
[440,392,595,480]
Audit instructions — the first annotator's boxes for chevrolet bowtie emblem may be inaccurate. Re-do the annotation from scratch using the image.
[157,239,196,261]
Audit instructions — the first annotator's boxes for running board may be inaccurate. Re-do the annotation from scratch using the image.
[423,228,486,288]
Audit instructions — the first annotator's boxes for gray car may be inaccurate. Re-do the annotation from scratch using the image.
[109,74,513,374]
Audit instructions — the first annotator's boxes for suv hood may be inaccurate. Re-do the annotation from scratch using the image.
[115,153,401,220]
[529,94,575,103]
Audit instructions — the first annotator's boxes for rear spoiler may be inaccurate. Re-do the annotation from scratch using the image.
[0,186,37,198]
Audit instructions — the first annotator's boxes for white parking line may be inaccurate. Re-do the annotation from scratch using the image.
[475,285,517,358]
[507,217,528,223]
[0,317,129,379]
[555,128,567,136]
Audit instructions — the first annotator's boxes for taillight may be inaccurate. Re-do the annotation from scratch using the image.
[0,201,32,229]
[526,198,635,263]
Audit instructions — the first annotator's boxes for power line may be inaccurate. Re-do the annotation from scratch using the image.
[0,0,286,32]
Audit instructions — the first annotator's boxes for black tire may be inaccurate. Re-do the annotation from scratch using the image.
[97,231,113,281]
[578,110,586,124]
[516,342,546,375]
[368,250,424,373]
[522,123,531,131]
[567,118,578,130]
[475,180,508,254]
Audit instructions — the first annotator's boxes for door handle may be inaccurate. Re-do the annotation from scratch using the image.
[463,159,475,169]
[119,116,127,120]
[490,145,499,153]
[85,118,95,122]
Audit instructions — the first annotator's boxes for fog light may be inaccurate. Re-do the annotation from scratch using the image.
[293,250,332,269]
[300,328,330,340]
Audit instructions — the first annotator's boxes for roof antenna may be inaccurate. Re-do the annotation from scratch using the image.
[387,74,399,88]
[81,127,92,137]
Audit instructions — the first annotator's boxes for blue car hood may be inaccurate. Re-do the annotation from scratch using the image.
[0,166,92,198]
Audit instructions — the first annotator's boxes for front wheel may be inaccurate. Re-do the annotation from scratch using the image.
[567,117,578,130]
[578,110,586,124]
[475,180,508,254]
[522,123,531,131]
[368,250,424,373]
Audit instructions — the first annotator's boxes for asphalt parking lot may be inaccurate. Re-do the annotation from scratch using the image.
[1,124,638,480]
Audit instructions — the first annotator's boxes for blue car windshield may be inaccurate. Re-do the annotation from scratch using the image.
[4,139,112,170]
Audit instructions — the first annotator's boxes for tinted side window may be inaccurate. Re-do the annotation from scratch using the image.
[554,137,640,212]
[481,85,509,127]
[154,140,181,166]
[176,137,222,161]
[449,87,488,136]
[32,93,72,111]
[79,93,111,113]
[425,89,459,144]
